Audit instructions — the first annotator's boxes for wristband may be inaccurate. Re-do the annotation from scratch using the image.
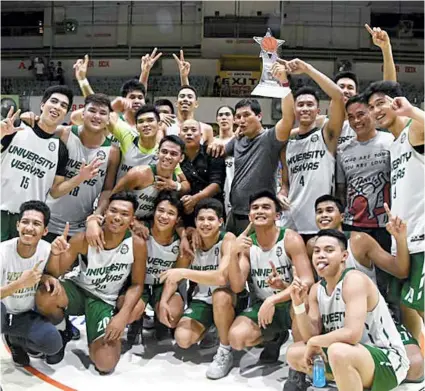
[78,78,89,88]
[175,181,182,192]
[293,302,306,315]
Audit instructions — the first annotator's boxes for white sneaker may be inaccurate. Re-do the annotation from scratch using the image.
[206,348,233,380]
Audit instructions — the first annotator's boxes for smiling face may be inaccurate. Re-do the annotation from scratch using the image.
[294,94,319,126]
[157,141,183,171]
[195,208,222,239]
[153,200,179,233]
[249,197,279,228]
[82,103,110,133]
[337,77,357,104]
[136,112,159,139]
[16,210,48,247]
[180,119,201,148]
[177,88,198,114]
[315,201,343,230]
[368,92,397,129]
[40,93,69,126]
[216,106,234,131]
[312,236,348,278]
[234,106,262,138]
[126,89,145,114]
[346,102,374,139]
[104,200,135,234]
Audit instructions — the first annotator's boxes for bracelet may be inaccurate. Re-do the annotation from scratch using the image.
[175,181,182,192]
[293,302,306,315]
[78,78,89,88]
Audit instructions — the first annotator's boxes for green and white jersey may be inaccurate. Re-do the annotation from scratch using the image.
[0,238,50,314]
[47,126,113,236]
[1,124,60,213]
[145,232,180,285]
[133,165,177,219]
[390,120,424,255]
[190,232,225,304]
[67,234,134,306]
[338,120,356,146]
[249,228,293,301]
[346,239,377,285]
[317,269,409,385]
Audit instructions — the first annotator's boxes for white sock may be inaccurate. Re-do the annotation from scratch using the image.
[219,343,231,353]
[56,319,66,331]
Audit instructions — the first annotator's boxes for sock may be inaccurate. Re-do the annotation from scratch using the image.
[219,343,231,353]
[55,319,66,331]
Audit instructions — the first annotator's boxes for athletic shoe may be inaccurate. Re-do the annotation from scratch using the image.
[206,348,233,379]
[45,319,73,365]
[283,368,310,391]
[4,335,30,367]
[26,348,44,359]
[155,318,173,341]
[127,319,143,345]
[200,325,218,349]
[259,330,290,363]
[71,322,80,340]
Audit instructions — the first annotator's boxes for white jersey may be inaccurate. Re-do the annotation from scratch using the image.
[190,232,225,304]
[145,233,180,285]
[224,156,234,216]
[346,239,377,285]
[338,120,356,146]
[47,127,113,236]
[390,120,425,254]
[1,125,60,213]
[249,228,293,300]
[286,127,335,234]
[317,269,409,385]
[0,238,50,314]
[67,235,134,306]
[166,123,180,136]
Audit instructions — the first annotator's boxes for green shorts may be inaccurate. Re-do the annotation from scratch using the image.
[323,344,399,391]
[1,210,20,241]
[401,252,424,311]
[62,280,115,344]
[141,284,165,309]
[240,300,292,338]
[396,323,418,346]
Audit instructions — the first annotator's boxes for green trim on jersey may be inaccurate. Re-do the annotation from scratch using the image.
[148,227,179,243]
[150,164,177,181]
[250,227,286,247]
[320,267,354,288]
[70,125,112,147]
[71,125,79,136]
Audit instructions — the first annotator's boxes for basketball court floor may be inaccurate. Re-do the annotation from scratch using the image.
[1,316,424,391]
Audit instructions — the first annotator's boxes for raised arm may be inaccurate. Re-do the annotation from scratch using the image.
[74,55,94,97]
[228,224,252,293]
[139,48,163,93]
[173,50,191,86]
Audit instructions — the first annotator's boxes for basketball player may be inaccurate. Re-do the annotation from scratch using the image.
[308,195,424,382]
[154,99,179,137]
[159,198,238,380]
[1,86,75,241]
[227,190,314,368]
[35,192,146,374]
[1,201,62,366]
[281,58,345,240]
[284,229,409,391]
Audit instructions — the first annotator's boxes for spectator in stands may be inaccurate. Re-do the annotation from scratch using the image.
[48,61,55,82]
[56,62,65,85]
[35,58,45,81]
[213,76,221,96]
[221,79,230,97]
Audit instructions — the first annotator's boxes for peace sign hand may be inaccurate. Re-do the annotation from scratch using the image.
[73,54,90,81]
[384,203,407,240]
[173,50,191,78]
[141,48,163,73]
[1,107,24,138]
[365,24,391,50]
[51,222,70,256]
[266,260,288,290]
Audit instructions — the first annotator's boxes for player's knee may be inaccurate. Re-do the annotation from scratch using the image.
[286,343,303,369]
[92,350,119,373]
[327,342,350,367]
[212,289,233,310]
[174,327,195,349]
[228,327,246,351]
[129,300,146,323]
[406,348,424,381]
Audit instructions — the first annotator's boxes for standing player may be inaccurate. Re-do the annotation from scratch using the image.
[281,58,345,240]
[284,230,409,391]
[227,190,314,368]
[160,199,238,380]
[1,201,63,366]
[1,86,76,241]
[35,192,146,374]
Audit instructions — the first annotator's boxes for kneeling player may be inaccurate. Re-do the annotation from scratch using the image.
[36,192,146,374]
[285,229,409,391]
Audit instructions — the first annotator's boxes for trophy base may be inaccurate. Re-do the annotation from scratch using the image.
[251,84,291,99]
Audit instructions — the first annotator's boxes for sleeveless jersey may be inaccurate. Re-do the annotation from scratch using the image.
[190,232,225,304]
[390,120,425,254]
[145,232,180,285]
[116,138,159,181]
[1,125,60,213]
[317,269,409,385]
[47,126,113,236]
[68,235,134,306]
[249,228,293,301]
[0,238,50,314]
[286,127,335,234]
[166,123,180,137]
[224,156,234,216]
[346,239,377,285]
[338,120,356,146]
[133,165,177,219]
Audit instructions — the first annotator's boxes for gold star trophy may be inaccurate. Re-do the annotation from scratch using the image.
[251,28,291,99]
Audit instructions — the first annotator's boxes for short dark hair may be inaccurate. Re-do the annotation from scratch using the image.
[334,71,359,91]
[194,198,224,219]
[41,86,74,113]
[109,192,138,214]
[120,79,146,98]
[84,93,112,112]
[159,135,185,154]
[216,105,235,117]
[345,94,367,111]
[235,99,262,115]
[316,229,348,250]
[135,104,160,122]
[363,80,403,103]
[154,99,175,115]
[294,86,320,105]
[315,195,344,214]
[19,200,51,226]
[178,85,198,99]
[154,191,183,217]
[249,189,282,213]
